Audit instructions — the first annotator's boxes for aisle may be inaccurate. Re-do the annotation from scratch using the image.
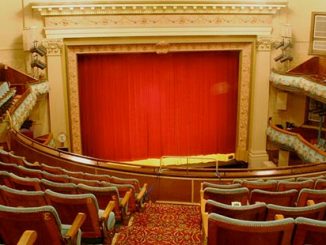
[113,202,202,245]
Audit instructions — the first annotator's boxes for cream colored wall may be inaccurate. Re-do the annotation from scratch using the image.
[269,0,326,127]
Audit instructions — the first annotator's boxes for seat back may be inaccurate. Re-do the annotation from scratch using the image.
[296,188,326,207]
[203,187,249,205]
[266,203,326,221]
[9,173,42,191]
[205,200,266,221]
[0,170,12,187]
[242,180,278,193]
[77,184,121,218]
[0,205,64,245]
[40,163,64,175]
[17,166,43,179]
[293,217,326,245]
[45,190,102,239]
[42,171,70,183]
[83,172,110,182]
[314,179,326,190]
[40,179,78,194]
[0,161,19,174]
[207,213,294,245]
[109,176,140,193]
[0,185,47,207]
[201,181,241,190]
[69,177,101,187]
[277,180,314,192]
[250,189,298,206]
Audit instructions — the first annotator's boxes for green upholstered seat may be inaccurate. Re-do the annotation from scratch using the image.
[296,188,326,207]
[250,189,298,206]
[293,217,326,245]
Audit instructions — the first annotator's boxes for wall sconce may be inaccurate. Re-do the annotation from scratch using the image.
[30,43,46,56]
[274,54,284,62]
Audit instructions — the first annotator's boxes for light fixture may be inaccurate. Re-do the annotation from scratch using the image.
[274,54,284,62]
[280,55,293,63]
[31,56,46,70]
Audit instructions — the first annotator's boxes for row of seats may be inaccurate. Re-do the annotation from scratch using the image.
[200,180,326,244]
[207,213,326,245]
[0,185,116,245]
[0,160,147,213]
[0,171,130,223]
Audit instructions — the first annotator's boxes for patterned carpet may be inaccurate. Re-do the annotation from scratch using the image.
[113,202,202,245]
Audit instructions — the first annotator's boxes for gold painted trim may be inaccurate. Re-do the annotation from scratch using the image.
[66,39,253,159]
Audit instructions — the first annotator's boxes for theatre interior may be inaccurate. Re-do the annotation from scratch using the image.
[0,0,326,244]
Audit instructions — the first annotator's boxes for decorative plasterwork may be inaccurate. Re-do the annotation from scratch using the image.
[270,71,326,104]
[256,37,273,51]
[66,42,252,155]
[266,125,326,163]
[33,1,288,16]
[43,39,64,56]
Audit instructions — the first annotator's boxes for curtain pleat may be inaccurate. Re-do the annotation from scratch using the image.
[78,51,239,161]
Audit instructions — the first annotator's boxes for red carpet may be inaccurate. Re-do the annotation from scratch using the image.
[114,202,202,245]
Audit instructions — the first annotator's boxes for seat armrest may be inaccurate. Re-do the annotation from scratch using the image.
[65,212,86,242]
[17,230,37,245]
[136,183,148,202]
[120,190,132,207]
[102,201,115,221]
[202,211,209,238]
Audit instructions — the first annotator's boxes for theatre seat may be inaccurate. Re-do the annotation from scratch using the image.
[0,205,85,245]
[277,180,314,192]
[296,188,326,207]
[293,217,326,245]
[266,203,326,221]
[40,179,78,194]
[45,190,116,244]
[314,179,326,190]
[202,187,249,206]
[0,185,47,207]
[9,173,42,191]
[249,189,298,206]
[202,200,267,240]
[201,181,242,190]
[241,180,278,193]
[207,213,294,245]
[77,183,130,224]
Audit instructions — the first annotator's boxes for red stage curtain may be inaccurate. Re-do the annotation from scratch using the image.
[78,51,239,161]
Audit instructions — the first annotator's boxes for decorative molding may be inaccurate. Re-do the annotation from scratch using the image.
[266,125,326,163]
[270,71,326,104]
[256,37,273,51]
[43,39,64,56]
[66,42,253,155]
[32,1,288,16]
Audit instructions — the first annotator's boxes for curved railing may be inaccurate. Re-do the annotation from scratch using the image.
[266,124,326,163]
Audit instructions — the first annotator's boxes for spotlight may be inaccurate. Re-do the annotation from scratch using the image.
[274,54,284,62]
[274,41,284,49]
[31,59,46,69]
[281,41,291,50]
[30,45,46,56]
[280,55,293,63]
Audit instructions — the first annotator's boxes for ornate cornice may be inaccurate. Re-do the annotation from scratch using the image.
[32,1,288,16]
[43,39,64,56]
[256,37,273,51]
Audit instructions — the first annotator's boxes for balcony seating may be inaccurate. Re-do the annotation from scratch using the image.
[293,217,326,245]
[69,176,101,187]
[201,181,242,190]
[0,170,11,187]
[296,189,326,207]
[202,187,249,207]
[0,161,19,173]
[0,204,85,245]
[40,179,78,194]
[249,189,298,206]
[44,190,116,244]
[314,179,326,190]
[277,180,314,192]
[17,166,43,179]
[241,180,278,193]
[42,171,70,183]
[0,185,47,207]
[207,213,294,245]
[9,173,42,191]
[40,163,65,175]
[77,183,130,224]
[265,203,326,221]
[17,230,37,245]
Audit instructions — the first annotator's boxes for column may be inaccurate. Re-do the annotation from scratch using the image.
[247,37,272,168]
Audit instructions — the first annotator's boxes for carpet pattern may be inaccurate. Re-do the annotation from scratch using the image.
[114,202,202,245]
